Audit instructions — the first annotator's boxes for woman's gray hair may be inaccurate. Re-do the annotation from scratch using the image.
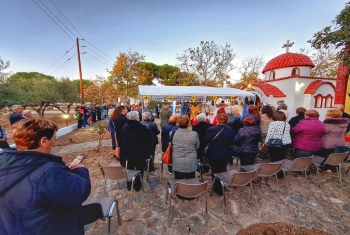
[231,106,241,116]
[224,106,232,114]
[278,103,288,110]
[196,113,207,122]
[126,111,140,121]
[142,112,151,121]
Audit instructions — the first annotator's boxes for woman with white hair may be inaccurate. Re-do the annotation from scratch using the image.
[140,112,160,171]
[192,113,213,162]
[225,106,242,138]
[122,111,153,191]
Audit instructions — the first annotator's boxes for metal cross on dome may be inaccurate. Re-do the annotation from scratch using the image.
[282,40,294,53]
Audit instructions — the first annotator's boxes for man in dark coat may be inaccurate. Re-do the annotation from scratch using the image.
[122,111,153,191]
[0,118,91,235]
[9,104,25,125]
[114,105,128,167]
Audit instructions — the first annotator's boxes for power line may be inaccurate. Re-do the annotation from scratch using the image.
[85,52,113,67]
[44,44,75,73]
[38,0,77,38]
[80,42,113,65]
[50,0,84,38]
[50,52,77,75]
[83,39,115,61]
[49,0,114,63]
[32,0,74,41]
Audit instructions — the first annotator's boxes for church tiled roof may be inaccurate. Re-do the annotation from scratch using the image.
[242,82,286,97]
[304,80,336,94]
[262,53,315,73]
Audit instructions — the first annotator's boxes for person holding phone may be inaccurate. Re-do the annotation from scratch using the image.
[0,118,91,235]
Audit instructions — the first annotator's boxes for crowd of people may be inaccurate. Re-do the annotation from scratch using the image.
[74,103,109,128]
[1,99,350,233]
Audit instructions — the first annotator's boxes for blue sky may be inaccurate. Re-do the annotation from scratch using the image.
[0,0,346,82]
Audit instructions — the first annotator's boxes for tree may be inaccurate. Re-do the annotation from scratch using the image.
[0,56,10,84]
[158,64,180,85]
[299,47,339,78]
[109,51,149,99]
[230,55,265,88]
[308,2,350,67]
[54,77,80,113]
[7,72,70,117]
[176,41,237,87]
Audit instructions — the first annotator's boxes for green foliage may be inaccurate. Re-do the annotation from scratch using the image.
[0,56,10,84]
[9,72,54,81]
[308,3,350,67]
[158,64,179,85]
[176,41,237,87]
[1,72,80,116]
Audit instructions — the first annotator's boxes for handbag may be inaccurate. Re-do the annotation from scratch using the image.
[267,122,286,148]
[267,138,283,148]
[203,126,225,154]
[161,131,176,164]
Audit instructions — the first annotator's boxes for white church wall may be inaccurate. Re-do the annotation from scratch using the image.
[263,66,312,80]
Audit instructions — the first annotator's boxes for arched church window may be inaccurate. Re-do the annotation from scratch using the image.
[269,71,276,80]
[324,94,333,108]
[314,94,323,108]
[291,67,300,76]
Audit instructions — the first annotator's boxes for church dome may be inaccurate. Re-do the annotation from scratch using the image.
[262,53,315,73]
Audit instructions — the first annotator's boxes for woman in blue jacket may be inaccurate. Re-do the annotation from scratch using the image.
[204,113,234,179]
[234,117,262,169]
[0,118,91,235]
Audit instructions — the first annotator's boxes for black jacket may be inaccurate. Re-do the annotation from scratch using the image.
[140,120,160,145]
[342,112,350,133]
[289,113,305,129]
[192,122,213,156]
[114,114,127,147]
[204,125,234,162]
[234,126,261,153]
[122,120,153,166]
[226,114,243,137]
[0,150,91,235]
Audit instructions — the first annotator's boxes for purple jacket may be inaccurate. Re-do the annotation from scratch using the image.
[322,118,350,149]
[292,117,325,152]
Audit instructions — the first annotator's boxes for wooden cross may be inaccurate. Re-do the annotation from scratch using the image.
[282,40,294,53]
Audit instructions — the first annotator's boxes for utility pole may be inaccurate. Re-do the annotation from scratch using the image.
[76,38,84,103]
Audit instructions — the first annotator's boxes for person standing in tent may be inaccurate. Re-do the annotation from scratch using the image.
[190,102,200,122]
[155,104,161,118]
[181,101,190,117]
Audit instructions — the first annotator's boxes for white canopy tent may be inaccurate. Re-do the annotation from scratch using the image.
[138,85,255,101]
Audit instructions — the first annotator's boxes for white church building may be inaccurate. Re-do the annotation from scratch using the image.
[241,41,336,121]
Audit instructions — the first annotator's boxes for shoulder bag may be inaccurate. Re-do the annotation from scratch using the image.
[161,130,176,164]
[267,122,286,148]
[203,126,225,154]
